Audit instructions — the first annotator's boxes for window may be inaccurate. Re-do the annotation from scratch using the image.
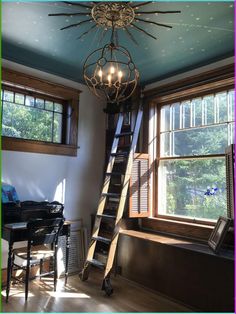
[1,87,64,144]
[2,68,80,156]
[157,90,234,222]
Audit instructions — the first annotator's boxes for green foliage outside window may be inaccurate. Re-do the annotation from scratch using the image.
[1,90,63,143]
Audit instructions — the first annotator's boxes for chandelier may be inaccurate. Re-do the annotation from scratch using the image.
[83,39,139,104]
[49,2,181,104]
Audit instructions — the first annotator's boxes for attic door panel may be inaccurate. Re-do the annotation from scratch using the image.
[129,154,149,218]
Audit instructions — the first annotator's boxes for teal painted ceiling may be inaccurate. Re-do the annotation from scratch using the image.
[2,1,234,85]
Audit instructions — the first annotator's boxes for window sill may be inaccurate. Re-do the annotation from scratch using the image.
[141,217,214,242]
[2,136,78,156]
[120,229,234,261]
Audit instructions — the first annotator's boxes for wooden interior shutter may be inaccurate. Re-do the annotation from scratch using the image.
[225,144,235,219]
[129,153,149,218]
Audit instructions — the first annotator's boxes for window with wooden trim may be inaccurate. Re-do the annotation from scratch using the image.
[1,86,65,144]
[1,68,80,156]
[157,89,235,222]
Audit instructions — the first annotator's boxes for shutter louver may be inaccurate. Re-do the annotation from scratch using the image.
[129,153,149,218]
[225,144,235,219]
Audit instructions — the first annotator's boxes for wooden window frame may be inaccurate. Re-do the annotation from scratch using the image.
[141,64,235,239]
[1,68,81,156]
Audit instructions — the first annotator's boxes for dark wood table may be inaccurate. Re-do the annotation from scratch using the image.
[2,221,71,301]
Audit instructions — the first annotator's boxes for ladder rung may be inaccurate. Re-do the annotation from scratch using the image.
[97,214,116,219]
[115,132,133,138]
[92,236,111,244]
[118,144,130,149]
[106,172,123,176]
[110,152,129,157]
[87,259,105,269]
[102,192,120,198]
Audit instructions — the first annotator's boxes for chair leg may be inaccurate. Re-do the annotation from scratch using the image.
[54,246,58,292]
[39,259,43,280]
[25,246,31,301]
[6,252,14,303]
[6,244,14,303]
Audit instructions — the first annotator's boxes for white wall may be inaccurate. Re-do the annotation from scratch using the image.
[2,60,106,268]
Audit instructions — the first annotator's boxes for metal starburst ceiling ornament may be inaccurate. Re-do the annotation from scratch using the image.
[49,2,180,104]
[49,1,181,43]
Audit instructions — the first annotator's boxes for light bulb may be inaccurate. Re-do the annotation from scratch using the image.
[107,74,112,87]
[118,71,123,83]
[98,69,103,78]
[110,66,115,74]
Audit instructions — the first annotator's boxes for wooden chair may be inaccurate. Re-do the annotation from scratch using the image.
[7,218,64,302]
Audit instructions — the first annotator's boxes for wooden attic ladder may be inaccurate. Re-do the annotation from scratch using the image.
[79,99,143,295]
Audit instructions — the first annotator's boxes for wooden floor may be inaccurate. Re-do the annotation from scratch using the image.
[2,269,192,312]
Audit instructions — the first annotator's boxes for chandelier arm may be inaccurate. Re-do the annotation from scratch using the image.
[110,23,115,44]
[60,19,93,30]
[98,28,108,45]
[77,24,97,40]
[63,1,92,9]
[115,29,119,47]
[135,17,172,29]
[131,2,153,9]
[137,10,181,14]
[48,13,89,17]
[131,23,157,40]
[124,27,139,46]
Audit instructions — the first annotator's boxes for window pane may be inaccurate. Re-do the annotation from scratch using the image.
[229,122,235,145]
[53,113,62,143]
[15,93,25,105]
[160,105,170,132]
[215,92,228,123]
[35,98,44,109]
[45,101,53,111]
[203,95,214,125]
[54,103,63,113]
[158,159,227,220]
[173,124,229,156]
[228,90,234,122]
[192,98,202,127]
[2,102,53,142]
[182,101,191,128]
[25,96,34,107]
[3,90,14,102]
[160,133,170,157]
[172,103,180,130]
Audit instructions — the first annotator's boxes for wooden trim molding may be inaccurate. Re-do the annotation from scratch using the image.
[2,137,78,156]
[151,77,234,106]
[141,217,213,242]
[2,68,81,99]
[143,63,234,102]
[1,68,80,156]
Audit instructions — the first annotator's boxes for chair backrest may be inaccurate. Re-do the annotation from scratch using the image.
[27,218,64,246]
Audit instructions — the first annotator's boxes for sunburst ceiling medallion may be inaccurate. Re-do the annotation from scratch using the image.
[49,1,181,43]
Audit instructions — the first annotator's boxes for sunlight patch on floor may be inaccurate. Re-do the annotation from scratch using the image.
[1,288,34,298]
[45,291,91,299]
